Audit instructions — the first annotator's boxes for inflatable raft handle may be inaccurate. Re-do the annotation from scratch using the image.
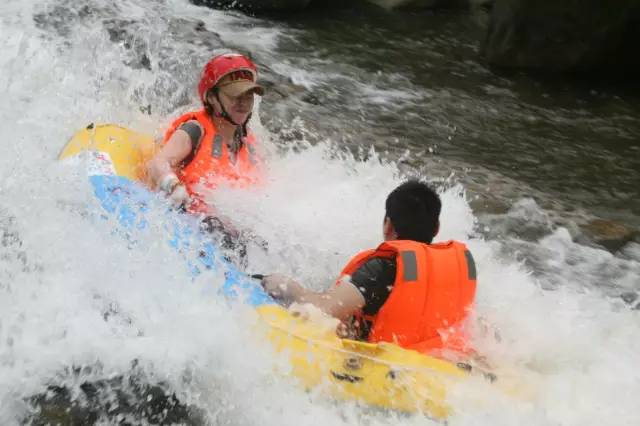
[341,339,383,356]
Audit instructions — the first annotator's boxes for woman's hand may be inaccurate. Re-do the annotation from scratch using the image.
[159,173,190,208]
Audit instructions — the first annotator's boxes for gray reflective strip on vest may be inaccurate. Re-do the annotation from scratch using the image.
[464,250,477,280]
[179,121,203,148]
[246,143,257,165]
[211,134,223,158]
[400,251,418,281]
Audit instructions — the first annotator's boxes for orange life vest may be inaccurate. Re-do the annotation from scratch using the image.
[162,109,261,214]
[339,240,477,354]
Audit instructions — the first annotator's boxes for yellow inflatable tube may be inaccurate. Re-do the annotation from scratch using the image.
[60,124,508,420]
[256,304,470,418]
[59,123,157,181]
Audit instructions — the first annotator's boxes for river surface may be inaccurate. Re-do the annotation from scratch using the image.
[1,1,639,425]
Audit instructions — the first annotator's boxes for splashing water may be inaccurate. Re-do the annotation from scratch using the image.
[1,1,639,425]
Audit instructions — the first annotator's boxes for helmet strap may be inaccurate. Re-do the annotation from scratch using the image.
[213,89,240,126]
[210,88,251,136]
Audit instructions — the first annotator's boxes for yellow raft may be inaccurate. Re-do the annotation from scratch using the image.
[59,124,502,420]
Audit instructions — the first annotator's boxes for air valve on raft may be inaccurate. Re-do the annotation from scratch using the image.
[344,357,362,371]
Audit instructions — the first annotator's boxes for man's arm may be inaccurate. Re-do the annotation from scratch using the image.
[262,274,365,321]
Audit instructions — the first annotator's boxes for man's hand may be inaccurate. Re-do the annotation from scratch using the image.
[261,274,302,301]
[261,275,366,321]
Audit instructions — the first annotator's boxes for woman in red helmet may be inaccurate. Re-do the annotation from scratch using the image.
[147,53,265,216]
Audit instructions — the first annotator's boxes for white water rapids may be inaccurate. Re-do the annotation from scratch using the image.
[1,1,639,425]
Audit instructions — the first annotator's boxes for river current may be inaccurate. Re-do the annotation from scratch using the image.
[1,1,639,425]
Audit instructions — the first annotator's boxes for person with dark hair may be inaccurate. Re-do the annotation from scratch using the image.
[262,180,477,355]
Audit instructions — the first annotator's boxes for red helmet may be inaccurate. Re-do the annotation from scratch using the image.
[198,53,261,103]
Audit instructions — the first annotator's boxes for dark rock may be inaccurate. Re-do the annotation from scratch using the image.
[581,219,638,253]
[621,291,637,305]
[482,0,640,75]
[190,0,313,12]
[620,292,640,310]
[366,0,469,9]
[367,0,439,9]
[471,0,494,8]
[33,4,100,39]
[498,199,554,241]
[301,92,323,105]
[194,20,207,32]
[104,19,153,71]
[24,364,204,425]
[252,63,308,100]
[308,0,356,7]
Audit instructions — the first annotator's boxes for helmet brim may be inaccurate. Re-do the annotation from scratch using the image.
[218,80,265,97]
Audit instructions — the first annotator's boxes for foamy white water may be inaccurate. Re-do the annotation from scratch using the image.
[1,1,639,425]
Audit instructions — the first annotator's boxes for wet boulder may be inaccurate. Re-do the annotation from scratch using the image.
[24,365,204,425]
[365,0,468,9]
[366,0,439,9]
[581,219,638,253]
[190,0,313,12]
[482,0,640,75]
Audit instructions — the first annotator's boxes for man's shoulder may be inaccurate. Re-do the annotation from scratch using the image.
[351,256,396,284]
[351,256,397,317]
[361,256,396,271]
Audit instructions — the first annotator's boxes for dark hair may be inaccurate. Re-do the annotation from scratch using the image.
[203,88,217,117]
[385,180,441,243]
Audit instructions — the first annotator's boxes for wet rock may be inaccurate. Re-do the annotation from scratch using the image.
[255,64,309,100]
[477,198,554,242]
[470,0,494,8]
[620,292,640,310]
[190,0,313,12]
[308,0,355,7]
[365,0,469,9]
[620,291,637,305]
[581,219,638,253]
[33,4,101,39]
[482,0,640,75]
[367,0,439,9]
[301,92,323,105]
[24,364,204,426]
[104,19,152,71]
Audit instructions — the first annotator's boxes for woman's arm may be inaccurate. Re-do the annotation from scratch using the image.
[146,129,193,189]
